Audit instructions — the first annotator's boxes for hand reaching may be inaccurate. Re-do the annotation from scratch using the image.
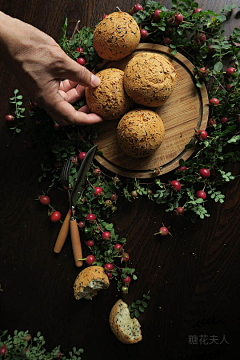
[0,12,102,126]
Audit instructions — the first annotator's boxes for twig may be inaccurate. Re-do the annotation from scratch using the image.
[71,20,81,39]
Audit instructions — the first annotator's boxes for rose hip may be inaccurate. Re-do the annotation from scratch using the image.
[199,168,210,178]
[196,190,207,199]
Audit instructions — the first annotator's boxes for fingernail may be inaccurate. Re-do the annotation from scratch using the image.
[91,74,101,87]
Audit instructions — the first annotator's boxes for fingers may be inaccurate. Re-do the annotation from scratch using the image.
[59,79,78,92]
[57,55,101,89]
[46,93,103,126]
[59,84,85,104]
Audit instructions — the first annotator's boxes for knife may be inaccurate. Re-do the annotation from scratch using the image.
[53,145,97,265]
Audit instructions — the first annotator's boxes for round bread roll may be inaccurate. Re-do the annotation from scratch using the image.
[109,299,142,344]
[73,266,110,300]
[93,12,140,60]
[117,109,165,158]
[85,68,133,120]
[124,52,177,107]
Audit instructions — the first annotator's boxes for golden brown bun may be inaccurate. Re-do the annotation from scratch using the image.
[124,52,177,107]
[85,68,133,120]
[109,299,142,344]
[73,266,109,300]
[93,12,140,60]
[117,109,165,158]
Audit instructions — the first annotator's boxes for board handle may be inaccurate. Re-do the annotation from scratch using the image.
[70,219,83,267]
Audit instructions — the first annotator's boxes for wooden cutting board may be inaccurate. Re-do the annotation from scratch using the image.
[92,43,209,178]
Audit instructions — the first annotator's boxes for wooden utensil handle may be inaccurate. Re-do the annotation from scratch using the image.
[70,218,83,267]
[54,209,75,253]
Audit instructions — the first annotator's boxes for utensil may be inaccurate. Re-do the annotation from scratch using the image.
[53,145,97,267]
[54,159,73,254]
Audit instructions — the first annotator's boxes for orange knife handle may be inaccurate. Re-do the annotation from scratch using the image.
[70,218,83,267]
[54,209,74,253]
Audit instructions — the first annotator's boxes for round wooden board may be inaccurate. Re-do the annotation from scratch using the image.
[92,43,209,178]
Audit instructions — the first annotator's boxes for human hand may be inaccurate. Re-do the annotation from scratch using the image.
[0,12,102,126]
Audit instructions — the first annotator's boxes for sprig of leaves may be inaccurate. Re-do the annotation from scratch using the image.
[9,89,25,133]
[0,330,84,360]
[128,291,150,318]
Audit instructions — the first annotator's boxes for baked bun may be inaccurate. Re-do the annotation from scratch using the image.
[93,12,140,61]
[73,266,109,300]
[85,68,133,120]
[124,52,177,107]
[117,109,165,158]
[109,299,142,344]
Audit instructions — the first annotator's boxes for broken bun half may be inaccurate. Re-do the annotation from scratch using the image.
[73,266,110,300]
[109,299,142,344]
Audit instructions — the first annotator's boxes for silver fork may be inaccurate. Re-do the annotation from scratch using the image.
[54,159,73,253]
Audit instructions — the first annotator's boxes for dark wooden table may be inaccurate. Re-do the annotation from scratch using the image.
[0,1,240,359]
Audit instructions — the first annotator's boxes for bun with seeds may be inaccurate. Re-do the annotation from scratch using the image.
[93,12,140,61]
[109,299,142,344]
[124,52,177,107]
[73,266,109,300]
[117,109,165,158]
[85,68,133,120]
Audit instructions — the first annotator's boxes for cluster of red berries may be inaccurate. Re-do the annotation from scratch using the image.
[76,47,86,66]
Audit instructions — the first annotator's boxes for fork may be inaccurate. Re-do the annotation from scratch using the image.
[54,159,73,253]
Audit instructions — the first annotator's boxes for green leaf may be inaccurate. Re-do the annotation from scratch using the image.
[214,61,223,72]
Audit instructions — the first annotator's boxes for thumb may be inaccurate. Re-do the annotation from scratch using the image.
[56,54,101,88]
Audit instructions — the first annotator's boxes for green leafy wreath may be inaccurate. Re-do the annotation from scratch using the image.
[1,0,240,357]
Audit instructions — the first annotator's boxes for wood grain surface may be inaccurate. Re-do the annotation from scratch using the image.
[0,1,240,360]
[93,43,209,178]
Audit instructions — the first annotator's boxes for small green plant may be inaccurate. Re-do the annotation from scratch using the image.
[0,330,84,359]
[128,291,151,318]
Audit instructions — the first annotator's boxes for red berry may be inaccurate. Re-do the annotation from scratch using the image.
[173,13,183,26]
[78,152,87,160]
[114,244,122,250]
[141,29,148,40]
[5,114,15,121]
[196,190,207,199]
[104,263,113,271]
[194,8,202,13]
[209,98,219,106]
[197,130,208,140]
[226,84,233,92]
[198,67,209,77]
[54,123,60,130]
[208,44,215,53]
[0,346,7,356]
[199,34,206,44]
[122,254,129,262]
[199,168,210,178]
[107,272,113,278]
[103,14,108,18]
[86,213,95,221]
[77,58,86,65]
[50,211,61,222]
[123,275,131,283]
[57,352,61,358]
[78,221,85,229]
[134,4,143,12]
[102,231,111,240]
[86,255,95,265]
[110,194,118,201]
[176,207,185,214]
[86,240,94,247]
[153,9,162,22]
[171,180,181,191]
[179,166,187,172]
[94,168,101,176]
[221,117,228,124]
[159,226,169,236]
[164,37,171,45]
[209,118,216,126]
[226,67,236,77]
[40,195,50,205]
[94,186,103,196]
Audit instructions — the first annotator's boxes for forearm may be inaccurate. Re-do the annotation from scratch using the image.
[0,12,19,62]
